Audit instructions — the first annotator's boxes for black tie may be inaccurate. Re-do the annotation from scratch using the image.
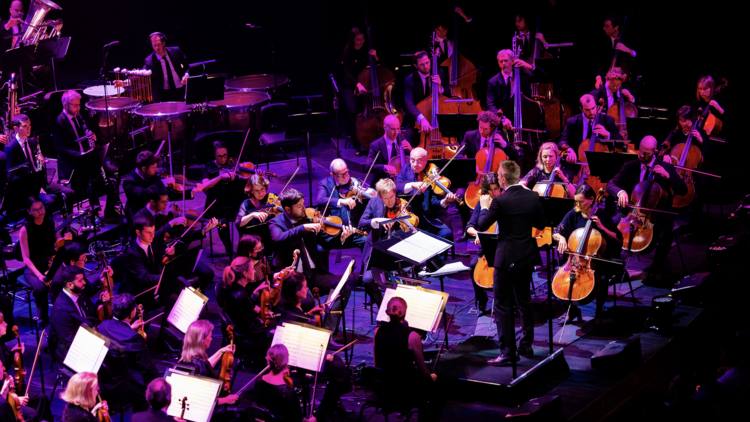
[73,116,84,138]
[161,55,177,90]
[390,141,398,160]
[643,165,651,181]
[147,246,155,272]
[76,296,86,317]
[25,142,37,171]
[424,76,431,97]
[588,119,594,139]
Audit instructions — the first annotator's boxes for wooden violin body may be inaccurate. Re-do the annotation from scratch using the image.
[97,253,114,323]
[5,373,25,422]
[417,163,464,205]
[97,394,111,422]
[303,208,368,237]
[11,326,25,394]
[218,325,235,393]
[311,287,324,328]
[136,305,147,340]
[386,198,419,231]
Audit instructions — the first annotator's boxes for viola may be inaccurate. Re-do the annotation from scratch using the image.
[575,101,610,193]
[11,326,25,394]
[464,127,507,209]
[218,325,235,393]
[249,193,284,217]
[136,304,147,340]
[283,369,294,388]
[303,208,368,237]
[442,3,482,114]
[552,190,607,304]
[97,394,111,422]
[311,287,324,328]
[4,372,25,422]
[96,252,114,323]
[385,198,420,231]
[418,163,465,205]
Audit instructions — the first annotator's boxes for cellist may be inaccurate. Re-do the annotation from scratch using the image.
[606,136,687,285]
[559,94,622,165]
[551,185,622,325]
[486,49,548,118]
[340,27,378,143]
[519,142,576,198]
[589,67,635,111]
[692,75,729,136]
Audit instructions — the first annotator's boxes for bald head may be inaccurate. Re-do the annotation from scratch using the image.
[9,1,23,19]
[329,158,350,185]
[580,94,597,119]
[409,147,428,174]
[383,115,401,141]
[638,135,659,164]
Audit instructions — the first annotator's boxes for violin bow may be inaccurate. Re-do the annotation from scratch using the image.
[361,151,379,194]
[309,345,325,419]
[182,165,186,212]
[233,128,252,174]
[278,166,301,197]
[24,329,46,396]
[320,181,338,222]
[236,365,270,395]
[400,144,466,215]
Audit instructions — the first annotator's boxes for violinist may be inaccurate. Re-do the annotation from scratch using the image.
[594,14,637,89]
[341,27,377,143]
[606,136,687,285]
[402,51,449,145]
[486,49,548,117]
[395,148,454,242]
[520,142,576,198]
[60,372,108,422]
[589,67,635,111]
[552,185,622,324]
[254,344,318,422]
[97,293,160,414]
[134,184,188,236]
[559,94,622,164]
[693,75,729,135]
[48,241,111,304]
[122,150,175,222]
[316,159,367,251]
[236,235,274,282]
[235,174,274,255]
[366,114,413,184]
[465,172,502,315]
[222,257,275,343]
[18,196,57,328]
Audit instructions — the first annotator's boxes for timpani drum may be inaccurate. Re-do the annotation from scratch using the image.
[83,85,125,98]
[133,102,194,148]
[224,74,290,93]
[207,91,270,131]
[85,97,141,139]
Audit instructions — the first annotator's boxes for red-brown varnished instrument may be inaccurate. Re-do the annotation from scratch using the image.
[218,326,235,393]
[97,394,111,422]
[668,124,702,209]
[464,127,507,209]
[97,252,114,323]
[441,3,482,114]
[607,89,638,140]
[418,163,465,205]
[532,146,569,246]
[5,372,25,422]
[10,326,25,394]
[473,221,498,290]
[386,198,420,231]
[136,305,147,340]
[311,287,324,328]
[700,79,727,136]
[575,101,610,193]
[303,208,368,237]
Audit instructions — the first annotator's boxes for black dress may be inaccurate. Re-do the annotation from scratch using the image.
[190,358,250,422]
[235,197,273,257]
[254,379,303,422]
[22,217,55,322]
[62,403,98,422]
[521,166,574,191]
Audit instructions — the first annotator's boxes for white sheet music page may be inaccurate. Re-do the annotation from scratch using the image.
[325,259,354,307]
[63,326,108,373]
[387,231,451,263]
[167,288,205,333]
[376,287,444,332]
[271,323,330,372]
[165,372,222,422]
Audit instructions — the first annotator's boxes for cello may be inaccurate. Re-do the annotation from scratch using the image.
[355,12,403,149]
[575,101,609,192]
[386,132,408,175]
[531,146,569,246]
[668,121,703,209]
[607,81,638,141]
[552,190,607,305]
[464,126,507,209]
[701,79,727,136]
[441,3,482,114]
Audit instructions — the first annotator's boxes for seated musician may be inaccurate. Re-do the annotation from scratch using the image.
[143,32,189,103]
[486,49,549,118]
[97,293,159,413]
[693,75,729,134]
[277,273,353,420]
[366,114,413,184]
[48,241,111,303]
[132,378,175,422]
[594,14,636,89]
[269,188,354,333]
[0,311,53,422]
[60,372,108,422]
[235,174,274,256]
[51,90,120,220]
[316,158,368,251]
[559,94,622,165]
[6,114,75,214]
[402,50,449,146]
[122,151,175,222]
[433,8,471,61]
[589,67,635,111]
[465,173,503,315]
[519,142,576,198]
[670,106,712,227]
[606,136,687,285]
[373,297,438,419]
[180,320,251,421]
[255,344,317,422]
[552,185,622,325]
[221,256,275,345]
[50,266,107,365]
[395,147,455,242]
[133,183,188,236]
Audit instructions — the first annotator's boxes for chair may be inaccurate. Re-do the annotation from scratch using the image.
[98,360,135,422]
[194,130,249,165]
[13,275,37,333]
[358,367,419,422]
[245,406,277,422]
[258,103,303,165]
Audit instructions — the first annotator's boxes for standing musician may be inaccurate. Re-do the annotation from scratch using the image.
[395,148,455,242]
[486,49,549,118]
[559,94,622,164]
[1,1,54,91]
[235,174,274,257]
[122,150,175,222]
[51,90,120,220]
[366,114,413,184]
[402,50,449,146]
[606,136,687,285]
[143,32,189,103]
[1,1,25,49]
[465,172,502,315]
[221,257,275,344]
[97,293,160,414]
[48,241,112,304]
[340,27,377,143]
[316,158,367,251]
[520,142,576,198]
[6,114,75,214]
[589,67,635,111]
[60,372,108,422]
[552,185,622,324]
[254,344,318,422]
[477,160,546,364]
[433,20,453,64]
[513,11,548,61]
[594,14,637,89]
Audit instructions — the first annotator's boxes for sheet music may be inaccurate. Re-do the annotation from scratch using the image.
[376,287,444,332]
[167,288,206,333]
[387,231,451,263]
[419,261,470,277]
[271,324,330,372]
[165,372,221,422]
[63,326,108,373]
[325,259,354,307]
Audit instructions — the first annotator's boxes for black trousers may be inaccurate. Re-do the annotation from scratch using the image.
[24,267,49,323]
[614,212,674,272]
[469,255,489,309]
[493,265,534,353]
[40,181,76,214]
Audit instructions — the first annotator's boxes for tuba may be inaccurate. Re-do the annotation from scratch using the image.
[18,0,62,47]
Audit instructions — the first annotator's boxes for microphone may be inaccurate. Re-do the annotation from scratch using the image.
[246,24,263,29]
[329,74,339,93]
[104,41,119,49]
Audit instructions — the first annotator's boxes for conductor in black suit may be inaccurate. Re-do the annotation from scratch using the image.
[366,114,413,185]
[143,32,189,103]
[477,160,545,365]
[486,49,549,117]
[606,136,687,284]
[402,50,449,146]
[132,379,175,422]
[559,94,622,165]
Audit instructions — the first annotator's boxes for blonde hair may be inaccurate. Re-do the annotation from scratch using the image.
[61,372,98,409]
[222,257,253,288]
[536,142,559,170]
[266,344,289,375]
[375,178,396,196]
[181,320,213,363]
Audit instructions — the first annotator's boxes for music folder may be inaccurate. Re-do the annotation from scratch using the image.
[271,321,332,373]
[376,230,453,266]
[63,325,111,374]
[164,368,222,422]
[167,287,209,333]
[376,285,448,332]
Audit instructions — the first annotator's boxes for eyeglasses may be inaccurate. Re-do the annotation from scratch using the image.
[30,205,45,214]
[333,170,349,178]
[215,153,228,159]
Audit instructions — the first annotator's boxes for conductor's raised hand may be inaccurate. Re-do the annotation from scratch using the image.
[479,194,492,209]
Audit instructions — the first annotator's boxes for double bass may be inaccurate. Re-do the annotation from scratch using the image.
[355,12,403,149]
[575,101,609,192]
[464,126,507,209]
[607,82,638,140]
[441,3,481,114]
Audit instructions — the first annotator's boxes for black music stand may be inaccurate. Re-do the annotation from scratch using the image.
[1,44,35,90]
[286,110,329,205]
[372,227,453,272]
[627,117,674,147]
[185,74,225,106]
[428,157,476,190]
[586,151,639,183]
[436,113,479,144]
[1,169,46,222]
[33,37,71,92]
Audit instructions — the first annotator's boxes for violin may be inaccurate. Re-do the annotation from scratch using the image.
[575,101,610,193]
[96,252,114,323]
[283,369,294,388]
[464,126,507,209]
[248,193,284,218]
[11,326,25,394]
[4,372,25,422]
[303,208,368,237]
[97,394,111,422]
[338,178,376,201]
[385,198,420,231]
[136,304,147,340]
[311,287,324,328]
[179,397,189,420]
[218,325,235,394]
[552,190,607,304]
[418,163,465,205]
[268,250,300,307]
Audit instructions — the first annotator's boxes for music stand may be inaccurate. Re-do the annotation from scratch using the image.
[185,74,225,106]
[1,169,46,222]
[33,37,71,92]
[372,227,453,272]
[586,151,639,183]
[626,117,674,148]
[1,44,35,91]
[436,113,479,144]
[286,110,329,205]
[428,157,476,190]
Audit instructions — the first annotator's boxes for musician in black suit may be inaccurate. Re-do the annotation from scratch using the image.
[477,160,545,364]
[589,67,635,113]
[0,1,25,48]
[594,14,636,88]
[122,151,175,221]
[5,114,75,213]
[98,294,160,413]
[143,32,189,103]
[132,379,175,422]
[606,136,687,285]
[486,49,549,116]
[559,94,622,165]
[402,50,449,146]
[316,158,368,252]
[49,266,105,365]
[366,114,412,185]
[48,241,108,304]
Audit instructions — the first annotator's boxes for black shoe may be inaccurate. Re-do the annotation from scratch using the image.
[566,306,582,323]
[487,353,519,365]
[518,346,534,358]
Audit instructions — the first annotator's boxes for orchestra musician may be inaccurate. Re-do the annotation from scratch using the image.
[134,183,188,237]
[433,19,453,64]
[366,114,413,184]
[60,372,108,422]
[1,1,54,91]
[594,14,636,89]
[235,235,274,283]
[97,293,160,414]
[559,94,622,164]
[589,67,636,111]
[606,136,687,285]
[131,378,175,422]
[316,158,367,251]
[693,75,729,134]
[122,151,175,222]
[221,257,275,346]
[486,49,549,118]
[235,174,274,256]
[1,1,25,50]
[670,106,712,227]
[395,147,455,242]
[254,344,318,422]
[552,185,622,324]
[513,11,547,60]
[477,160,546,364]
[143,32,189,103]
[340,27,377,143]
[402,50,449,146]
[465,172,502,315]
[6,114,75,214]
[520,142,576,198]
[48,241,111,303]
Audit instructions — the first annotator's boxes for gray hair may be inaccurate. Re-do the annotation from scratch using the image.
[61,90,82,105]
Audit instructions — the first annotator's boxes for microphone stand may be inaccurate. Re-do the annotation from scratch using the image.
[99,44,113,142]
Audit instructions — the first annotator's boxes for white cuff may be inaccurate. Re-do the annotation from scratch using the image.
[371,220,380,229]
[417,114,426,125]
[440,198,449,208]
